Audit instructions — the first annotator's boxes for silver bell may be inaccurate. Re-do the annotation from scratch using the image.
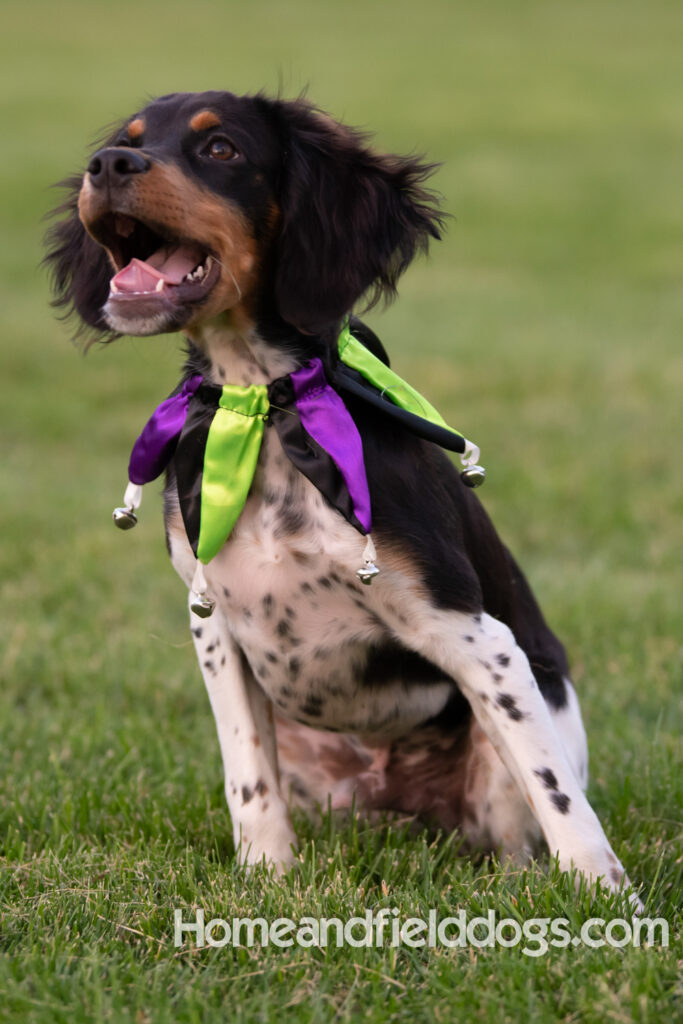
[190,593,216,618]
[113,506,138,529]
[357,561,380,585]
[460,465,486,488]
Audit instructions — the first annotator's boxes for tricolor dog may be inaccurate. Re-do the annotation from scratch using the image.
[45,90,636,901]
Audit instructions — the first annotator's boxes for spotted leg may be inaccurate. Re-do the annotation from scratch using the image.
[401,607,636,900]
[189,599,297,870]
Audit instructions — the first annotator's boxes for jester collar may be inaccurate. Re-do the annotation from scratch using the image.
[114,321,484,579]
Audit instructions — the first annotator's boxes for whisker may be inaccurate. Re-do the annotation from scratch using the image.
[213,257,242,301]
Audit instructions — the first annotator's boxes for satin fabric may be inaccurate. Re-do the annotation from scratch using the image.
[337,322,464,443]
[267,374,367,536]
[196,383,269,564]
[290,358,372,533]
[128,374,203,485]
[123,323,472,566]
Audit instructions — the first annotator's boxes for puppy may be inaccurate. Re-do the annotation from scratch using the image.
[45,90,634,899]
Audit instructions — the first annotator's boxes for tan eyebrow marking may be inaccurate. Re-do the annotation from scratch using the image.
[128,118,146,139]
[190,110,221,133]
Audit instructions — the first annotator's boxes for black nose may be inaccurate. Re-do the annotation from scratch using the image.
[86,147,150,188]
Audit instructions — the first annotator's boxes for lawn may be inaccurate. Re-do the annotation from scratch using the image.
[0,0,681,1020]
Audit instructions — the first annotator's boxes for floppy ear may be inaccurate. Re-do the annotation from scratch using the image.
[270,100,445,335]
[43,174,118,345]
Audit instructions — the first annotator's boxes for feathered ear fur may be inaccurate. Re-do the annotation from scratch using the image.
[44,114,130,345]
[268,99,445,335]
[43,173,117,345]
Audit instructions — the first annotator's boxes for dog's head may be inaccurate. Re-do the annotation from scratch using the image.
[45,91,444,343]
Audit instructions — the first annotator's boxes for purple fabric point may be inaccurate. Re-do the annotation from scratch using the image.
[290,359,372,533]
[128,374,203,485]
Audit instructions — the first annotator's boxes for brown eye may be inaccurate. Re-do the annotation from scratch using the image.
[207,138,236,161]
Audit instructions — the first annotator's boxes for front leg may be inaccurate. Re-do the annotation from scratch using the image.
[189,599,297,870]
[399,605,635,898]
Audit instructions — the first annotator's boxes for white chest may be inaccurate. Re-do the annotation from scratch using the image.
[168,428,452,736]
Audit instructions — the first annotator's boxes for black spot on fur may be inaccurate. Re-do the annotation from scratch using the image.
[288,657,301,679]
[496,653,510,667]
[285,605,296,619]
[222,587,231,599]
[191,627,203,639]
[262,594,274,617]
[317,576,333,589]
[241,785,253,805]
[255,779,268,796]
[277,619,291,638]
[365,609,388,632]
[301,582,314,595]
[300,700,324,717]
[265,651,279,664]
[275,504,308,537]
[496,693,525,721]
[204,660,216,674]
[464,635,474,643]
[534,767,559,791]
[550,792,571,814]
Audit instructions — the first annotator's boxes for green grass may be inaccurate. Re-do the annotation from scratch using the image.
[1,0,681,1020]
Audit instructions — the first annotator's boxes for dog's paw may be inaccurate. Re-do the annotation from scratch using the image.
[556,845,643,912]
[234,820,298,874]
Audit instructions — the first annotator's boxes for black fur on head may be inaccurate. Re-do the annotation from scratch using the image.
[43,122,125,346]
[44,93,446,344]
[263,97,446,335]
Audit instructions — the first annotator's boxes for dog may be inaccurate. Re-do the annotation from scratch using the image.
[45,89,635,899]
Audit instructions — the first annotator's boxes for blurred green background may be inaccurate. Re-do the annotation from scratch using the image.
[1,1,681,1020]
[3,0,680,724]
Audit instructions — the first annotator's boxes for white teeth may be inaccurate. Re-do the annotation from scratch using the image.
[155,279,165,292]
[183,257,213,284]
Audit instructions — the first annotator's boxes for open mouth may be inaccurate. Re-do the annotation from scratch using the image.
[90,213,221,323]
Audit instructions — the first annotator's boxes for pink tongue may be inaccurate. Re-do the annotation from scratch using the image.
[111,245,204,294]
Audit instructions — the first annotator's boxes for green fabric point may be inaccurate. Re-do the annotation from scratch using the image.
[197,383,270,564]
[338,322,464,441]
